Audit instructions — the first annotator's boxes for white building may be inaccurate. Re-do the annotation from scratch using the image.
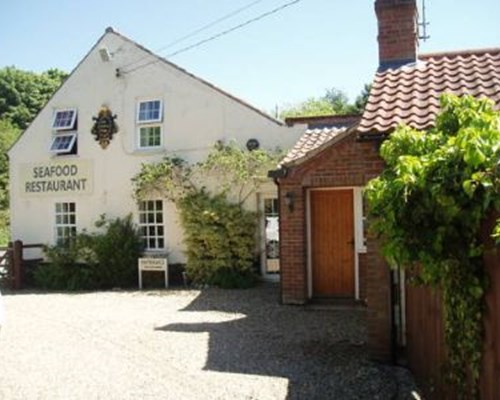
[8,28,303,280]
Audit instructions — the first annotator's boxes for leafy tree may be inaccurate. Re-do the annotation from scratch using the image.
[0,118,20,208]
[0,67,66,244]
[279,85,371,119]
[0,67,67,129]
[365,95,500,397]
[353,83,371,113]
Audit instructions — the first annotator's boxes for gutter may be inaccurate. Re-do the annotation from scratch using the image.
[267,167,288,180]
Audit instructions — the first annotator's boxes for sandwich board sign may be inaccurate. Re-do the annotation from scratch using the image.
[138,258,168,289]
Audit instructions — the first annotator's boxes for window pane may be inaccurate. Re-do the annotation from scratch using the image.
[138,199,165,250]
[138,100,162,122]
[55,202,76,245]
[53,109,76,130]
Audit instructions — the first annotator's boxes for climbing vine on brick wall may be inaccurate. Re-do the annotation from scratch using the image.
[365,95,500,398]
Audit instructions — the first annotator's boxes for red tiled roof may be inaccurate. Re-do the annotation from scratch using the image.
[358,48,500,135]
[281,126,348,165]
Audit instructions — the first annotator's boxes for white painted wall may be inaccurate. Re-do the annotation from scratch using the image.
[8,30,303,264]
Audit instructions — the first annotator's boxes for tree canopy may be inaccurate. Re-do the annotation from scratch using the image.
[0,66,68,130]
[0,66,67,244]
[279,84,371,119]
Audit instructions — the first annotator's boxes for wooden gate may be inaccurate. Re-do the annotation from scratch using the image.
[404,248,500,399]
[310,189,354,297]
[0,241,44,289]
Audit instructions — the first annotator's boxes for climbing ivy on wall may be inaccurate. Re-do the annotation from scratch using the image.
[365,95,500,398]
[132,141,282,287]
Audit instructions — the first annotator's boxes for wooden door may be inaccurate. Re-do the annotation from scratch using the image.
[310,189,354,297]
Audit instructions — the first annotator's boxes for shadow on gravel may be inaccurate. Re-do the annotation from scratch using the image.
[155,283,417,399]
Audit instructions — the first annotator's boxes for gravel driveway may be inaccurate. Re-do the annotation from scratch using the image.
[0,284,417,399]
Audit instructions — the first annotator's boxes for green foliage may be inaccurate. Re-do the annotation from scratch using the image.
[0,67,67,129]
[133,142,277,288]
[34,236,96,291]
[0,118,21,209]
[34,215,143,290]
[279,85,370,119]
[179,190,258,287]
[0,67,66,243]
[84,214,144,288]
[365,95,500,398]
[0,210,10,246]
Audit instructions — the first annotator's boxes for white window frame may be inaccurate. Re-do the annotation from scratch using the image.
[138,200,165,251]
[136,100,163,124]
[258,193,280,282]
[55,202,77,245]
[137,125,162,149]
[52,108,77,131]
[49,132,77,154]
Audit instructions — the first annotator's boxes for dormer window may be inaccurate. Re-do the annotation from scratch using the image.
[51,108,78,155]
[137,100,163,149]
[52,109,77,131]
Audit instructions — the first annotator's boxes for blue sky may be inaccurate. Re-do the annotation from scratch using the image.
[1,0,499,113]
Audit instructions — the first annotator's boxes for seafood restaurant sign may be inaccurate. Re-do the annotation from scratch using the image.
[20,160,93,196]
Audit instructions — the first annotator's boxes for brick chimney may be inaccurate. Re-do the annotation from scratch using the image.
[375,0,419,70]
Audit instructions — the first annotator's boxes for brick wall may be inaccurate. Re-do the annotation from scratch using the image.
[375,0,418,68]
[278,131,393,360]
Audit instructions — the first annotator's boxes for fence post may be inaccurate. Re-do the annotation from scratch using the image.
[12,240,23,290]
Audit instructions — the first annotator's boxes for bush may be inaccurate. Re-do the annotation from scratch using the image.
[88,214,144,288]
[34,214,143,290]
[180,190,258,288]
[34,238,95,290]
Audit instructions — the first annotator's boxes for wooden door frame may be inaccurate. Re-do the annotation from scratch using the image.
[306,187,366,300]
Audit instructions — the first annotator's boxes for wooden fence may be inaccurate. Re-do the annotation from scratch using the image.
[0,240,44,289]
[405,248,500,399]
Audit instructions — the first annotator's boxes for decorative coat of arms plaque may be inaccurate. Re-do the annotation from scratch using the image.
[91,106,118,149]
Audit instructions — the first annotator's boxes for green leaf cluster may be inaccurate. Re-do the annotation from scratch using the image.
[365,94,500,397]
[0,67,68,129]
[179,190,257,288]
[279,85,371,119]
[34,215,143,290]
[133,142,279,288]
[0,66,67,243]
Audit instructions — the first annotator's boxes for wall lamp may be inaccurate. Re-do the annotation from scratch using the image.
[284,191,295,212]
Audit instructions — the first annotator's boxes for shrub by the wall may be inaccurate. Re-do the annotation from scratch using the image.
[34,214,143,290]
[179,190,258,288]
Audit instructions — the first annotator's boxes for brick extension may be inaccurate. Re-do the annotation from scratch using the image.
[276,129,392,360]
[275,0,422,362]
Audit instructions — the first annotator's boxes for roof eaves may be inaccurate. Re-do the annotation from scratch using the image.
[281,124,359,169]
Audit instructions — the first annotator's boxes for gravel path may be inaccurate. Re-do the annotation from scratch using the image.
[0,284,417,399]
